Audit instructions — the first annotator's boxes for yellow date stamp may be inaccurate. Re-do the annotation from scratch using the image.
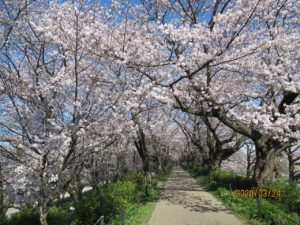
[235,189,282,198]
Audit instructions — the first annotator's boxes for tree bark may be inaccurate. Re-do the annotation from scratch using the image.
[246,143,255,178]
[0,164,5,223]
[134,127,150,180]
[213,107,293,184]
[246,163,253,178]
[39,155,49,225]
[159,158,162,172]
[253,139,289,184]
[39,201,48,225]
[286,148,296,181]
[209,157,222,172]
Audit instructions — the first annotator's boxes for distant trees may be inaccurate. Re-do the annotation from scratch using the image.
[244,140,256,178]
[175,113,245,173]
[286,145,300,181]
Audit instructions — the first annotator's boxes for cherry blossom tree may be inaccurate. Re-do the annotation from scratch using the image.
[202,117,246,173]
[0,2,298,225]
[174,112,245,173]
[0,2,131,224]
[120,0,300,184]
[173,113,209,168]
[0,0,40,50]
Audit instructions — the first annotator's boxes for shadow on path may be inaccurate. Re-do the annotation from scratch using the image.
[148,167,245,225]
[159,168,230,213]
[160,190,231,213]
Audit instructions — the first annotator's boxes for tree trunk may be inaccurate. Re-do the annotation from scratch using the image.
[208,156,222,173]
[39,201,48,225]
[246,163,252,178]
[246,145,255,178]
[253,139,288,185]
[287,152,295,181]
[0,164,5,223]
[158,157,162,173]
[143,153,150,180]
[134,127,151,186]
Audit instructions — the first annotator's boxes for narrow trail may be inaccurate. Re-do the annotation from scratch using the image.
[149,168,245,225]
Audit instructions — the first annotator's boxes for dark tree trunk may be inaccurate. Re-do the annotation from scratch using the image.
[143,153,150,180]
[246,163,252,178]
[253,139,289,185]
[286,148,296,181]
[39,200,48,225]
[39,157,49,225]
[0,164,5,223]
[246,143,255,178]
[212,105,295,185]
[207,141,239,174]
[209,159,221,172]
[134,128,150,180]
[207,148,221,174]
[288,161,295,181]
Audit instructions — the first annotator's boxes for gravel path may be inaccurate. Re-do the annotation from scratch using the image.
[149,168,246,225]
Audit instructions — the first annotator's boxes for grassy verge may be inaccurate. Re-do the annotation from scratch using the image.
[185,166,300,225]
[108,168,172,225]
[107,202,156,225]
[4,168,172,225]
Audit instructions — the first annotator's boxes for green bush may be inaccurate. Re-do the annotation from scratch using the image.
[265,180,300,213]
[144,186,159,202]
[214,187,300,225]
[6,207,39,225]
[75,189,114,225]
[196,166,210,176]
[215,188,235,204]
[249,199,300,225]
[106,181,136,209]
[187,166,300,225]
[211,170,255,190]
[152,167,172,183]
[48,206,73,225]
[121,172,145,192]
[5,169,171,225]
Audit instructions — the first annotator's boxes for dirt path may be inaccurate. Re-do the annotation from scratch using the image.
[149,168,245,225]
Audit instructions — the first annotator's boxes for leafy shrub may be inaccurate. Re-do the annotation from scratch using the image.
[211,170,255,190]
[207,180,219,191]
[215,188,232,201]
[265,180,300,213]
[5,170,168,225]
[48,206,73,225]
[121,173,145,192]
[215,187,300,225]
[106,181,136,209]
[74,189,114,225]
[144,186,159,201]
[188,167,300,225]
[190,166,210,176]
[197,166,210,176]
[150,178,158,187]
[6,207,39,225]
[249,200,300,225]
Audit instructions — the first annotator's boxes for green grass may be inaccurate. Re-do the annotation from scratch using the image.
[213,188,300,225]
[185,166,300,225]
[4,168,171,225]
[108,170,171,225]
[107,202,156,225]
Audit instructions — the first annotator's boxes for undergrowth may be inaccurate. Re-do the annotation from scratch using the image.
[4,167,172,225]
[185,165,300,225]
